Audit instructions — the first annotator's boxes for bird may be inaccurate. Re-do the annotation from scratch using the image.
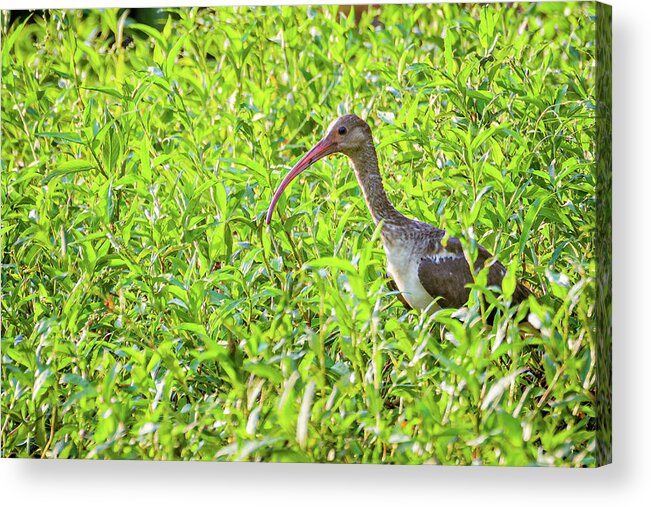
[266,114,533,318]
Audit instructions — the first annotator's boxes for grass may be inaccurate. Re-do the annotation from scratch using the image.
[2,3,600,465]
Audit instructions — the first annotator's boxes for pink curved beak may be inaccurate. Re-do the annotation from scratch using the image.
[266,137,337,224]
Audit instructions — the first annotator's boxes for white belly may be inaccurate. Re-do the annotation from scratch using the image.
[385,244,435,312]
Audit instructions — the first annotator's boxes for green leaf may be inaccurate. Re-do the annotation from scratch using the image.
[81,86,124,100]
[2,14,32,68]
[244,362,283,383]
[130,22,168,48]
[305,257,358,275]
[102,127,123,174]
[42,160,94,183]
[165,33,188,78]
[479,7,496,50]
[444,26,457,75]
[35,132,84,144]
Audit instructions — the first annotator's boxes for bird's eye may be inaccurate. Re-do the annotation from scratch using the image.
[338,126,347,135]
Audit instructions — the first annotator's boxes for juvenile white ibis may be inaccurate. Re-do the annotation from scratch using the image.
[266,114,532,316]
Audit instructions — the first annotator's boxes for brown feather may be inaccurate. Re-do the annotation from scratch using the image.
[417,235,533,317]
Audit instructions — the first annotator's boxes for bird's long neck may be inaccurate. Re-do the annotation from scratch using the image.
[349,142,406,226]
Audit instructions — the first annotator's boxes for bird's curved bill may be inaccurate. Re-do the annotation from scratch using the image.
[265,138,335,224]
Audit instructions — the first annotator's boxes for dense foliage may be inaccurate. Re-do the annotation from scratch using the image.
[2,3,598,464]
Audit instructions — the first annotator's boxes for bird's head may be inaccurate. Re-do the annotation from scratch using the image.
[265,114,372,224]
[322,114,373,156]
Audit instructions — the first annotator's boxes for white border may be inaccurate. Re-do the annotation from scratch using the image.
[2,0,650,505]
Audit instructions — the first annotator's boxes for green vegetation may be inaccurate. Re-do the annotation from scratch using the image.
[2,3,599,464]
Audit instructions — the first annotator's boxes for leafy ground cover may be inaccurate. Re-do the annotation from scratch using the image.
[2,3,598,464]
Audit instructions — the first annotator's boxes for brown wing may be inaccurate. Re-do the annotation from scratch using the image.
[417,252,475,308]
[417,236,532,309]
